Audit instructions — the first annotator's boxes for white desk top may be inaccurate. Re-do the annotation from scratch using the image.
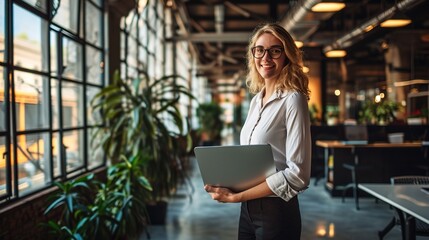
[358,184,429,225]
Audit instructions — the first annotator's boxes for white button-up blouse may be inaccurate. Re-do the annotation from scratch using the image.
[240,89,311,201]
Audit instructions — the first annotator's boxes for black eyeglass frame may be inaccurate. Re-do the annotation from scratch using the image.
[251,46,284,59]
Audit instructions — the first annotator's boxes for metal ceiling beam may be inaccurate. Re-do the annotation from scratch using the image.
[324,0,425,52]
[170,32,252,43]
[280,0,321,32]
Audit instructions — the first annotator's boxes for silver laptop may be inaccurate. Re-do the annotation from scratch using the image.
[194,144,276,192]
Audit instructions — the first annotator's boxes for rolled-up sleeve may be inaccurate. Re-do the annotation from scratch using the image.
[266,93,312,201]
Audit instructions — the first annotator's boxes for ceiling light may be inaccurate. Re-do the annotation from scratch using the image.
[380,11,411,28]
[380,19,411,28]
[295,41,304,48]
[325,50,347,58]
[311,2,346,12]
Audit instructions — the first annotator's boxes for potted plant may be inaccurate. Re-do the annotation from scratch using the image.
[196,102,224,145]
[43,154,153,240]
[359,100,400,125]
[91,70,194,224]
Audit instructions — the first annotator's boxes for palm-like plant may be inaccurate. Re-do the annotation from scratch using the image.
[43,174,95,239]
[44,154,153,240]
[91,70,194,201]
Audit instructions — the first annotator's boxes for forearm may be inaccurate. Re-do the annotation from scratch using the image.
[205,180,274,203]
[236,180,274,202]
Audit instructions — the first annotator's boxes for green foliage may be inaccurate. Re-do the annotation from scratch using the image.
[91,70,195,201]
[196,102,224,141]
[44,154,153,240]
[359,100,400,125]
[309,104,321,124]
[44,70,195,239]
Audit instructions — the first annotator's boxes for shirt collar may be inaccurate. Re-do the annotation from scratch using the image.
[256,88,289,105]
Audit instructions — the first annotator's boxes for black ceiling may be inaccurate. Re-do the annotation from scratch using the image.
[172,0,429,92]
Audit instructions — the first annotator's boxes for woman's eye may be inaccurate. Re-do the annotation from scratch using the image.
[271,48,281,54]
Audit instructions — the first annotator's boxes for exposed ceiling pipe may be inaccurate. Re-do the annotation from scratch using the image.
[224,1,251,18]
[214,4,224,35]
[280,0,321,32]
[324,0,424,52]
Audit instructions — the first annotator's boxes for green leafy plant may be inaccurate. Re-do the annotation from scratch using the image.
[43,174,96,240]
[196,102,224,145]
[44,154,153,240]
[91,70,195,202]
[359,100,400,125]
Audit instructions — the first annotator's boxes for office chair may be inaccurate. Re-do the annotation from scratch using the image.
[378,175,429,240]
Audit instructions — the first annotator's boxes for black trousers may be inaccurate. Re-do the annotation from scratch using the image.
[238,196,301,240]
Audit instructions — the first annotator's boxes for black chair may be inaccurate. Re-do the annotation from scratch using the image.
[378,175,429,240]
[340,162,370,211]
[339,147,369,211]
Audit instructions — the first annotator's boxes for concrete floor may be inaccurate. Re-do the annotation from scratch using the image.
[140,133,426,240]
[139,155,429,240]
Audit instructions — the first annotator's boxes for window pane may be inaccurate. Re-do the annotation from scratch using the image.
[0,102,4,132]
[13,5,49,72]
[120,31,125,60]
[127,38,138,68]
[14,71,49,130]
[51,79,59,130]
[85,1,102,47]
[139,46,147,69]
[22,0,47,13]
[63,38,83,81]
[52,132,61,178]
[0,135,6,196]
[50,31,57,76]
[62,82,84,128]
[17,132,50,196]
[64,129,84,172]
[0,66,4,131]
[148,55,155,78]
[87,127,103,169]
[52,0,79,34]
[0,0,5,62]
[91,0,103,8]
[86,86,102,125]
[86,46,103,85]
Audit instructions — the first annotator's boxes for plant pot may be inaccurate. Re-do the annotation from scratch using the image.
[146,201,168,225]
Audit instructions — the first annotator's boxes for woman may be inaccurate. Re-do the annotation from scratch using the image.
[204,22,311,240]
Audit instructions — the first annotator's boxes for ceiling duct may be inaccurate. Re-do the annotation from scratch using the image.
[214,4,224,34]
[280,0,321,32]
[324,0,424,52]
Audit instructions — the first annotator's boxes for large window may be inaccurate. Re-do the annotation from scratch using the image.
[120,1,195,136]
[0,0,105,204]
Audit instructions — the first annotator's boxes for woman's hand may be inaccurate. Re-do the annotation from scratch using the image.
[204,185,242,203]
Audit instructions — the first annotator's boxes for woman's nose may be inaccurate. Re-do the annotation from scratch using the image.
[262,50,272,60]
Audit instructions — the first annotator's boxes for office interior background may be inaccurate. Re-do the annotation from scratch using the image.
[1,0,429,239]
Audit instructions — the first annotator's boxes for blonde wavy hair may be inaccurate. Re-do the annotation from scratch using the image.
[246,22,310,99]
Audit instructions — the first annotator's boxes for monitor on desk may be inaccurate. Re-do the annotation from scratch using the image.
[342,125,368,145]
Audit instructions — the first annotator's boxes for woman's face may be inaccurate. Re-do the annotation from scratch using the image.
[253,33,287,82]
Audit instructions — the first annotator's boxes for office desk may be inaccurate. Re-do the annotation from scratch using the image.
[315,141,424,196]
[358,184,429,240]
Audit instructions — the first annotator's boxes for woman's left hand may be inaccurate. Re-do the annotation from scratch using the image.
[204,185,242,203]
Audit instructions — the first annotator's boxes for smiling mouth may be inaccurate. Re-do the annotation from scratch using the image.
[261,64,274,69]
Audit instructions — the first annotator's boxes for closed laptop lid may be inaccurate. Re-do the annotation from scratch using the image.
[343,125,368,145]
[194,144,276,192]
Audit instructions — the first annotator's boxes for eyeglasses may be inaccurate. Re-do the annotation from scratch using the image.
[251,46,284,59]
